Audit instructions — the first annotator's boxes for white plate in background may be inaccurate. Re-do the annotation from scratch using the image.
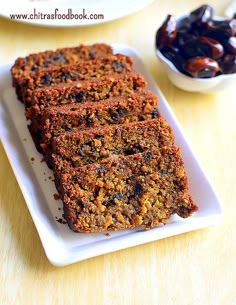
[0,44,222,266]
[0,0,153,27]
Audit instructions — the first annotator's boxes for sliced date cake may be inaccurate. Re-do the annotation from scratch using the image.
[54,146,198,233]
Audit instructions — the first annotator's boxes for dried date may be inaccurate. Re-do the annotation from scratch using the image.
[180,36,223,60]
[219,54,236,74]
[197,36,224,59]
[189,4,213,28]
[156,15,177,48]
[184,57,219,78]
[224,37,236,55]
[160,46,185,73]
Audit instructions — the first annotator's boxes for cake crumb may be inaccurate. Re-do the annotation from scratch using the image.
[53,193,60,200]
[105,233,111,237]
[56,217,67,224]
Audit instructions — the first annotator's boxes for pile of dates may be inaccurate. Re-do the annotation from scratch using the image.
[155,5,236,78]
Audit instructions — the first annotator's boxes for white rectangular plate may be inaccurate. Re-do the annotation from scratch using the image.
[0,45,222,266]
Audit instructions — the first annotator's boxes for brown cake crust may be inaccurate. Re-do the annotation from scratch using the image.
[55,146,198,233]
[25,72,147,116]
[50,116,175,170]
[29,90,158,152]
[19,54,133,103]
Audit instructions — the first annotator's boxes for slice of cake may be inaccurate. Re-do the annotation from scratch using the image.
[25,72,147,116]
[50,116,174,170]
[28,90,158,152]
[19,54,133,103]
[54,146,198,233]
[11,43,113,99]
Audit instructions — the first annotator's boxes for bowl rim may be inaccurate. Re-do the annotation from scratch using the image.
[155,13,236,82]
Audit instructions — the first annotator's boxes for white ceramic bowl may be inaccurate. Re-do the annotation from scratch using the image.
[155,14,236,93]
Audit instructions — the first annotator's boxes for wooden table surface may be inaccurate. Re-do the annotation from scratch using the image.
[0,1,235,304]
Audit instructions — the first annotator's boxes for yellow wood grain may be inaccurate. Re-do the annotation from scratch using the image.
[0,1,235,304]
